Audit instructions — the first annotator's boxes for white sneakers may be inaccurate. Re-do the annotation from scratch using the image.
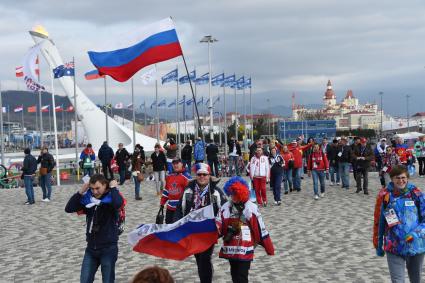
[42,198,50,202]
[314,195,319,200]
[314,193,325,200]
[320,193,325,198]
[330,182,335,186]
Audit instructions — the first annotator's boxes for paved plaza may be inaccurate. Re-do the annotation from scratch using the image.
[1,173,425,282]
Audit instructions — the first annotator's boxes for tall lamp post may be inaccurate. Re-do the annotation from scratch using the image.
[267,98,271,136]
[406,94,410,133]
[379,91,383,137]
[200,35,218,142]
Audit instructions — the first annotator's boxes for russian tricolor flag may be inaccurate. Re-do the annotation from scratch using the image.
[88,17,183,82]
[128,205,218,261]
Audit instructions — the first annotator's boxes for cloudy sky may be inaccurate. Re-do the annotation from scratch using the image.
[1,0,425,116]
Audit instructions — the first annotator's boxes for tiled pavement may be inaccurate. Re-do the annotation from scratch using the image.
[1,173,425,282]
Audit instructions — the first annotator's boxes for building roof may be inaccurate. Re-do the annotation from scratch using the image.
[345,110,374,115]
[412,112,425,117]
[345,90,355,99]
[324,80,336,99]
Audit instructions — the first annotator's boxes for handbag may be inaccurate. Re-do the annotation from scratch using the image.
[137,173,144,182]
[155,206,164,224]
[40,167,48,176]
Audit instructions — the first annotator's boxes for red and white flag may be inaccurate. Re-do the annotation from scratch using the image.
[66,105,74,112]
[55,105,63,112]
[17,57,40,78]
[115,102,124,109]
[14,105,23,113]
[41,105,50,113]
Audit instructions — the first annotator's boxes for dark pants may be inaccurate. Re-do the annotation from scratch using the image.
[230,260,251,283]
[118,165,126,185]
[355,167,369,193]
[165,209,176,224]
[24,175,35,203]
[39,173,52,200]
[208,159,219,177]
[80,245,118,283]
[270,170,283,202]
[102,162,114,180]
[418,157,425,176]
[194,244,214,283]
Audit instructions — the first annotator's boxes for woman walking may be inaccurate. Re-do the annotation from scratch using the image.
[281,145,294,194]
[307,144,329,200]
[249,147,270,207]
[131,144,145,200]
[269,147,285,205]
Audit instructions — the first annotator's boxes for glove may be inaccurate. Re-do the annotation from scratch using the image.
[376,248,385,257]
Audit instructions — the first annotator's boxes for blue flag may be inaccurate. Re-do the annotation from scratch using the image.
[195,73,209,85]
[53,62,75,78]
[158,99,167,107]
[186,98,194,106]
[179,70,196,84]
[231,76,245,89]
[244,77,251,89]
[150,100,157,109]
[205,98,210,105]
[196,97,204,106]
[213,96,220,105]
[179,95,186,105]
[162,69,178,84]
[211,73,224,86]
[168,100,176,108]
[222,74,235,87]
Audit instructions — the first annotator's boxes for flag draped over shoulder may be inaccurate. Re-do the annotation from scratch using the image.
[88,17,183,82]
[128,205,218,260]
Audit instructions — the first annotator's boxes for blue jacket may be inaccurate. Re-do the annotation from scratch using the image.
[98,144,114,164]
[65,188,123,249]
[376,182,425,257]
[194,141,205,161]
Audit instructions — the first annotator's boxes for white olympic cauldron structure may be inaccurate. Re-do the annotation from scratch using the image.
[30,28,160,151]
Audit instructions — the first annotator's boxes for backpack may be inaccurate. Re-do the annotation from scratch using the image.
[116,191,127,235]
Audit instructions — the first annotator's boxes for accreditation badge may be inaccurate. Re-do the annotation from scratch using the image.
[384,208,401,227]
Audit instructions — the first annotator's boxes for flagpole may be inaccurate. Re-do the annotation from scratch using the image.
[61,106,64,132]
[50,71,60,186]
[0,82,4,165]
[183,95,187,143]
[131,78,136,147]
[73,57,79,179]
[194,81,198,138]
[21,105,25,148]
[176,65,180,155]
[234,86,238,141]
[38,56,44,148]
[143,102,147,128]
[250,81,253,141]
[180,55,204,143]
[155,78,159,142]
[48,107,52,144]
[104,77,109,143]
[243,76,247,151]
[223,77,228,159]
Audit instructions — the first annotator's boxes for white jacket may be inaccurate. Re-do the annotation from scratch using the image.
[249,155,270,179]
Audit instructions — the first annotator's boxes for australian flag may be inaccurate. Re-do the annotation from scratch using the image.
[162,68,178,84]
[53,62,75,78]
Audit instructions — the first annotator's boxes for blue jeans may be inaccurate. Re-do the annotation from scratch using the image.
[182,159,191,174]
[229,155,239,176]
[283,169,293,192]
[119,166,126,185]
[24,175,35,203]
[40,173,52,200]
[312,170,325,196]
[80,245,118,283]
[329,164,340,183]
[271,171,283,202]
[293,167,303,191]
[339,162,350,188]
[133,176,141,198]
[83,168,94,177]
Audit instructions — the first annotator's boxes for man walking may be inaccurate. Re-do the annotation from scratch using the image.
[98,141,115,180]
[194,137,206,164]
[115,143,130,185]
[352,137,373,195]
[337,137,352,190]
[37,146,56,202]
[22,148,37,205]
[228,136,241,176]
[206,140,219,177]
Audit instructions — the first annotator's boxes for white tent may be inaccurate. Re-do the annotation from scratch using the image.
[394,132,425,140]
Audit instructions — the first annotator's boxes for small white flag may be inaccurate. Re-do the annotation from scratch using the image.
[115,102,124,109]
[140,66,157,85]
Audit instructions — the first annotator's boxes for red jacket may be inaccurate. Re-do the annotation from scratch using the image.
[281,152,294,170]
[160,171,190,211]
[287,143,313,169]
[307,151,329,171]
[216,201,274,261]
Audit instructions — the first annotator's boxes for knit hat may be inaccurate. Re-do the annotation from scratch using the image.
[223,176,250,203]
[192,163,211,174]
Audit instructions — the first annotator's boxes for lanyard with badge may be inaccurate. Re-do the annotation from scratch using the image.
[384,195,401,227]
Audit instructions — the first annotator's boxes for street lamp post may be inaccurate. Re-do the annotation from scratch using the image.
[200,35,218,142]
[267,98,271,136]
[379,91,383,137]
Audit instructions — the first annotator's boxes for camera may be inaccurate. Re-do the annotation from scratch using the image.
[223,225,238,243]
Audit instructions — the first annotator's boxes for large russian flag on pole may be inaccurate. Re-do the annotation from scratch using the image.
[128,205,218,261]
[88,17,183,82]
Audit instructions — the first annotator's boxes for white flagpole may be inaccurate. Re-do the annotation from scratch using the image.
[0,82,4,165]
[234,86,238,141]
[104,77,109,143]
[249,80,253,141]
[131,78,136,146]
[50,71,60,186]
[176,65,180,155]
[223,78,228,158]
[183,95,187,142]
[155,76,159,142]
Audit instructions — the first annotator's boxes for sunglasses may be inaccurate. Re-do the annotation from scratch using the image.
[197,173,209,177]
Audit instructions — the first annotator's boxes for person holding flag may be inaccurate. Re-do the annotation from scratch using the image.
[175,163,226,283]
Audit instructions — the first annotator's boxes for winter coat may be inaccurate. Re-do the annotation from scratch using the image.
[307,151,329,171]
[269,154,284,175]
[181,144,192,161]
[336,144,352,163]
[37,152,55,173]
[287,143,313,169]
[22,154,37,175]
[216,201,275,261]
[229,140,242,156]
[352,145,374,169]
[80,148,96,161]
[249,155,270,179]
[131,151,145,172]
[115,148,130,167]
[160,171,191,211]
[395,144,412,164]
[327,144,340,167]
[381,153,400,174]
[414,141,425,158]
[98,144,114,164]
[373,183,425,257]
[65,187,124,249]
[206,143,219,161]
[281,151,294,170]
[151,151,167,172]
[194,140,206,161]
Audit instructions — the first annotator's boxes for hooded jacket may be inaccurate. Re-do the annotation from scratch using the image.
[98,143,114,164]
[194,140,206,161]
[373,183,425,257]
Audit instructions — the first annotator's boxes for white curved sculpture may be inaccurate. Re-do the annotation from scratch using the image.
[30,29,160,151]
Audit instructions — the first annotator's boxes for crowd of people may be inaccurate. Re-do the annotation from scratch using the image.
[18,133,425,282]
